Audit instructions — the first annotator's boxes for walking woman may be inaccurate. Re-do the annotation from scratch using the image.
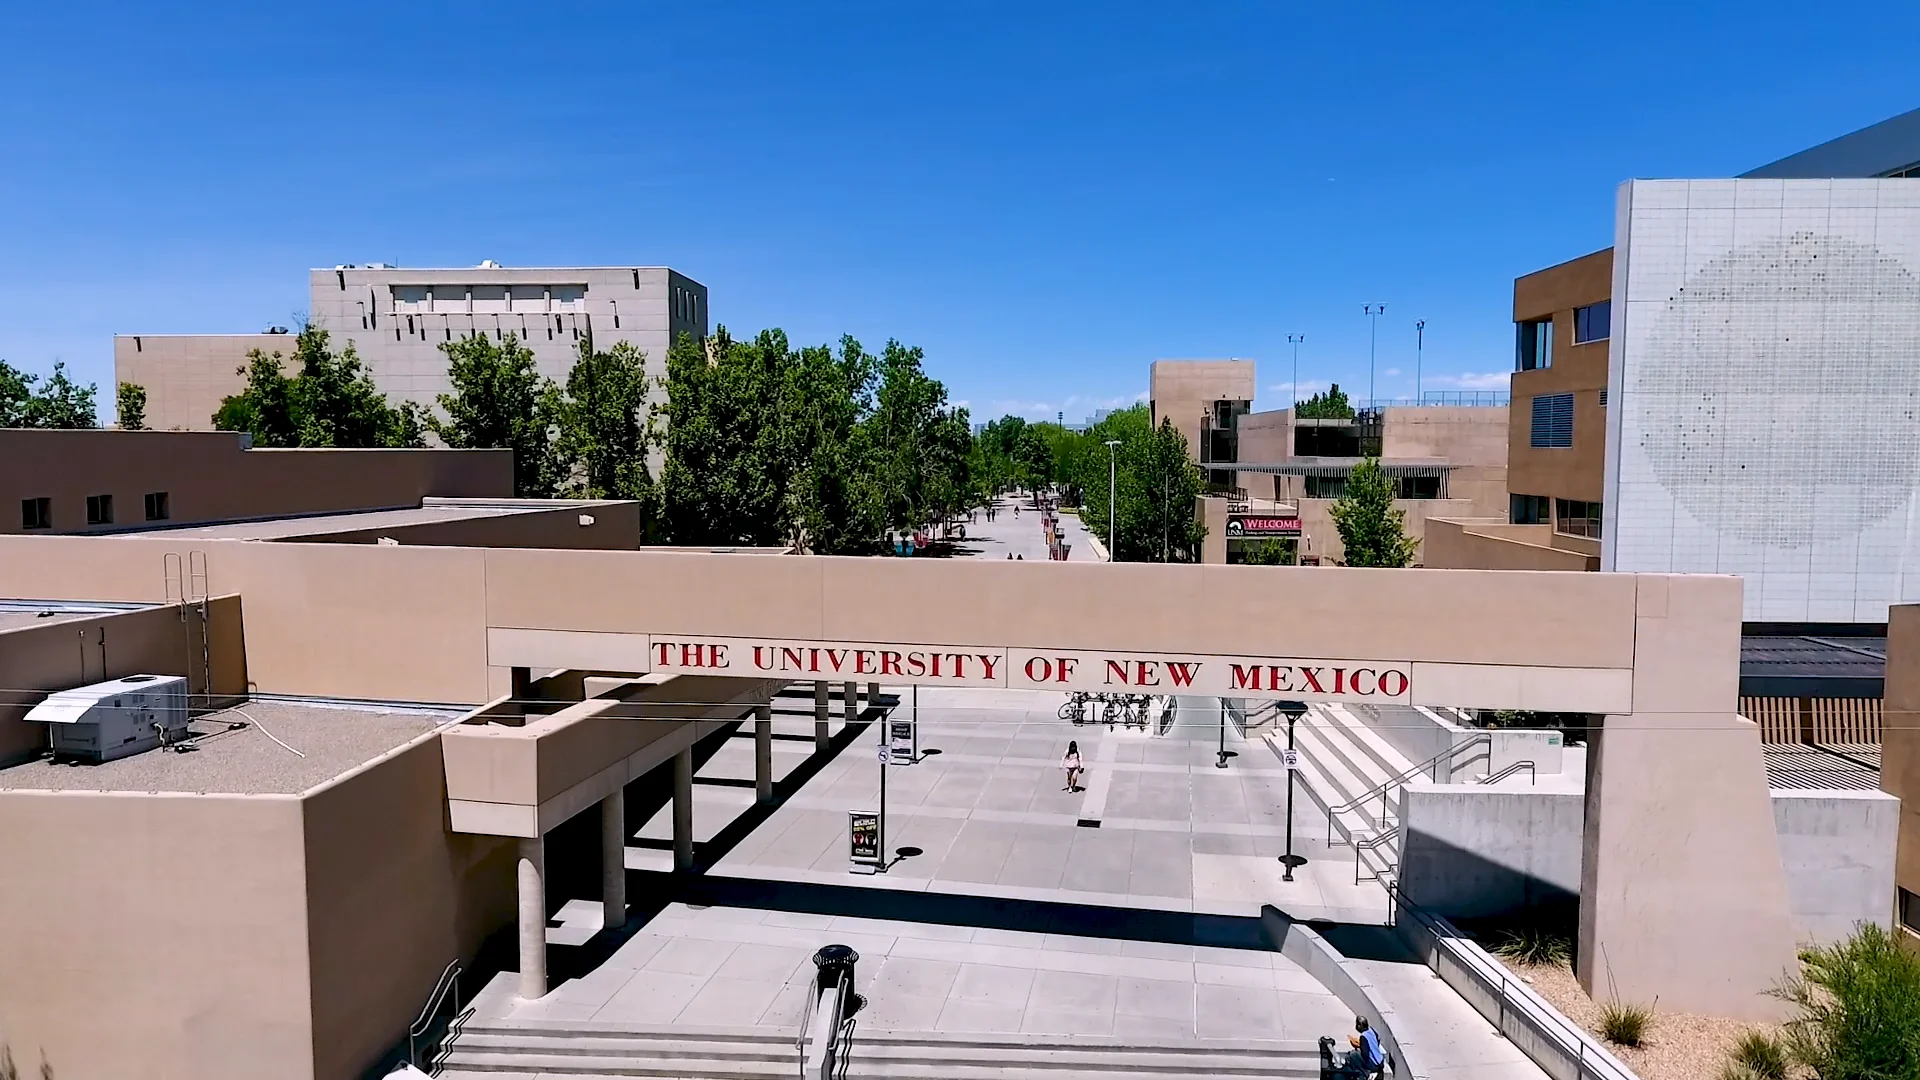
[1062,740,1083,792]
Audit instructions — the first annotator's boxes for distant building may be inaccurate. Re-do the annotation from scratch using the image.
[115,263,708,432]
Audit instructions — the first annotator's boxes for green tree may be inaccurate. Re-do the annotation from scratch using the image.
[864,340,974,532]
[1776,922,1920,1079]
[1077,405,1206,562]
[0,360,31,426]
[214,327,423,447]
[1328,457,1418,566]
[1,359,99,428]
[659,327,797,545]
[1240,539,1297,565]
[429,333,559,497]
[553,338,652,500]
[116,381,148,430]
[1295,383,1354,419]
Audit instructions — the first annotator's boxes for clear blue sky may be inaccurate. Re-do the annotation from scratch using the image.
[1,2,1914,423]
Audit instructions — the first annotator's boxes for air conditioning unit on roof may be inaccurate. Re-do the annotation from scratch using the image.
[25,675,189,763]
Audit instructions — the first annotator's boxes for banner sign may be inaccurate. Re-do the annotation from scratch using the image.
[849,811,881,863]
[1227,514,1303,538]
[644,634,1411,703]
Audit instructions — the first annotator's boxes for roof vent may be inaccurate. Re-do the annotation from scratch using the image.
[478,259,501,268]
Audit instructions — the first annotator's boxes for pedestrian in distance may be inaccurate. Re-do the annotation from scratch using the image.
[1062,740,1083,792]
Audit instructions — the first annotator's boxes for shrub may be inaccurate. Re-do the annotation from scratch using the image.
[1598,1000,1653,1047]
[1729,1030,1788,1080]
[1491,925,1572,968]
[1775,922,1920,1080]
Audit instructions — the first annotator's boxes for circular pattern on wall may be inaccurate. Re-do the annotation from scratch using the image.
[1636,230,1920,547]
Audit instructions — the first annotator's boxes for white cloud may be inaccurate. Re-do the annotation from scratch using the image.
[982,391,1146,422]
[1383,368,1401,378]
[1266,380,1330,398]
[1424,371,1510,391]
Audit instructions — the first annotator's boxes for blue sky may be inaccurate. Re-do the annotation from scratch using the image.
[1,2,1915,423]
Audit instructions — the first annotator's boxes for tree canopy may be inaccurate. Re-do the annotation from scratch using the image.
[1074,404,1206,562]
[1328,457,1418,567]
[116,382,148,430]
[213,327,424,447]
[429,333,558,497]
[1,359,98,428]
[1295,383,1354,419]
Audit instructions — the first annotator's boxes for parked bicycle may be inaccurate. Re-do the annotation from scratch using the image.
[1057,690,1092,725]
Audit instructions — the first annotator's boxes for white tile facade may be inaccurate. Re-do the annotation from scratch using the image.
[1603,179,1920,622]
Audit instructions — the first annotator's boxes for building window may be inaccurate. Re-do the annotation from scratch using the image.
[1396,475,1441,499]
[1515,318,1553,371]
[144,492,170,521]
[1304,475,1347,499]
[86,494,114,526]
[1573,300,1612,344]
[1598,388,1608,408]
[1529,393,1574,448]
[1557,498,1603,538]
[21,498,50,530]
[1510,494,1550,525]
[1901,887,1920,933]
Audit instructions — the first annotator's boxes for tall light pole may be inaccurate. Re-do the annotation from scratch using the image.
[1104,439,1121,562]
[1288,333,1305,408]
[1415,320,1426,405]
[1364,304,1386,407]
[1277,700,1308,880]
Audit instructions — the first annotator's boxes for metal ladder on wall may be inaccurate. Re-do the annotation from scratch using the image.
[163,551,213,712]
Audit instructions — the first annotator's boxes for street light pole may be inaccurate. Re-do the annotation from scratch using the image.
[1277,700,1308,880]
[1288,333,1304,408]
[1415,320,1426,405]
[1364,304,1386,407]
[1104,439,1121,562]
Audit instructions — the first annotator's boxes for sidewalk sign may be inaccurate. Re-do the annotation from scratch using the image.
[888,716,917,764]
[849,811,881,866]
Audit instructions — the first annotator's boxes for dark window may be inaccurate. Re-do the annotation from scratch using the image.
[21,497,50,530]
[86,494,113,526]
[1598,388,1608,408]
[1304,475,1347,499]
[144,492,170,521]
[1294,423,1361,457]
[1515,318,1553,371]
[1510,494,1550,525]
[1396,475,1441,499]
[1530,393,1574,448]
[1573,300,1612,344]
[1902,888,1920,932]
[1557,498,1603,539]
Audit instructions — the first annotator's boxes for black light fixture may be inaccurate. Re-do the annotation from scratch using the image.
[1276,699,1309,880]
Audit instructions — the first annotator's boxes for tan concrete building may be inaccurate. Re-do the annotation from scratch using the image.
[2,428,513,536]
[1148,359,1254,487]
[1881,603,1920,936]
[113,331,297,430]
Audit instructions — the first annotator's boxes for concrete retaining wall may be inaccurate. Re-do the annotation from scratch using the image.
[1352,704,1564,781]
[1396,780,1896,943]
[1772,788,1898,943]
[1260,905,1423,1079]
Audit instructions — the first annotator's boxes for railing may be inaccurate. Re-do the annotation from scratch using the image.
[1390,884,1637,1080]
[1479,760,1537,786]
[1325,733,1491,847]
[1354,831,1397,885]
[796,971,858,1080]
[1352,391,1511,408]
[408,960,465,1075]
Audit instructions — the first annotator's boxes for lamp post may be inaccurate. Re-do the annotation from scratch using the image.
[1364,304,1386,407]
[1288,333,1304,408]
[1415,320,1426,405]
[1277,700,1309,880]
[1104,439,1121,562]
[1215,698,1232,769]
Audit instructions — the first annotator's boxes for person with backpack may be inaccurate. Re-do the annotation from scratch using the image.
[1318,1016,1385,1078]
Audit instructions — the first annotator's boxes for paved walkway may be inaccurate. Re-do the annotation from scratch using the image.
[953,493,1100,562]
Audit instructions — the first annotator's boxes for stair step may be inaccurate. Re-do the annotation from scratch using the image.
[459,1021,1308,1055]
[1321,703,1417,780]
[438,1052,1318,1080]
[1292,722,1387,831]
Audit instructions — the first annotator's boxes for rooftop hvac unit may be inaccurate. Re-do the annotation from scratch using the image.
[25,675,190,763]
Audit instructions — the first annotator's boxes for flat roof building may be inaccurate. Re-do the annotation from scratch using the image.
[114,263,708,433]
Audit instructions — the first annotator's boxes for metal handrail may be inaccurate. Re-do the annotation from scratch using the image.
[1479,760,1536,786]
[1389,883,1635,1080]
[1325,734,1492,847]
[797,972,852,1079]
[1354,831,1397,885]
[408,961,462,1072]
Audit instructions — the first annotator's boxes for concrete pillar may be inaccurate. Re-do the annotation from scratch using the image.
[515,836,546,999]
[843,681,858,722]
[510,666,532,720]
[601,789,626,930]
[673,747,695,872]
[754,704,774,805]
[814,681,831,752]
[1577,574,1798,1020]
[867,682,881,714]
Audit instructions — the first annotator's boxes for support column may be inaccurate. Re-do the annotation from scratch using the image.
[755,704,775,804]
[1576,574,1798,1020]
[843,681,858,722]
[601,789,626,930]
[867,682,881,714]
[673,747,695,872]
[515,836,546,1000]
[814,681,831,752]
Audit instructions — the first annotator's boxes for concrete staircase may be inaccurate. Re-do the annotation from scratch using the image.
[1265,703,1418,886]
[437,1019,1322,1078]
